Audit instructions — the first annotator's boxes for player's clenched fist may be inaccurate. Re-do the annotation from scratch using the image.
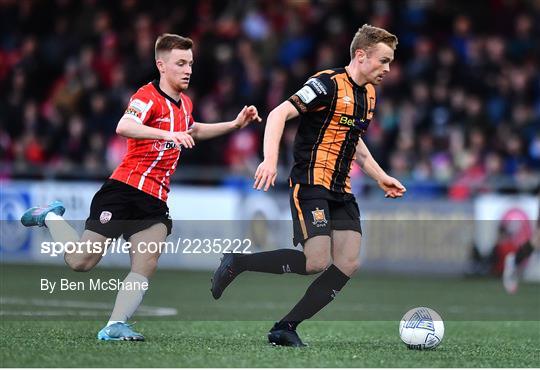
[165,129,195,148]
[253,159,277,191]
[234,105,263,129]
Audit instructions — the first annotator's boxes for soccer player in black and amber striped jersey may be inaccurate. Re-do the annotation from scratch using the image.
[287,68,378,194]
[211,24,406,346]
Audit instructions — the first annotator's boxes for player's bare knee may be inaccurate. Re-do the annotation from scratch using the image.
[336,257,360,276]
[66,257,95,272]
[347,258,361,275]
[305,257,331,274]
[145,258,159,273]
[132,256,159,277]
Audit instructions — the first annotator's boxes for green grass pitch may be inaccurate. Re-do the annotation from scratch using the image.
[1,264,539,367]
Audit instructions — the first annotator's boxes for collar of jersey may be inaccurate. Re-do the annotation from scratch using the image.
[152,80,182,107]
[343,67,367,90]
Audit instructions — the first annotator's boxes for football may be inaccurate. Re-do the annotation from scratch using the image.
[399,307,444,350]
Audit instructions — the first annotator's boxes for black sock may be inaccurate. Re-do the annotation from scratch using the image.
[236,249,307,275]
[279,264,350,329]
[515,241,534,265]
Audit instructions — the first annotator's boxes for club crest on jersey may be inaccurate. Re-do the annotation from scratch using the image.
[100,211,112,224]
[312,207,327,227]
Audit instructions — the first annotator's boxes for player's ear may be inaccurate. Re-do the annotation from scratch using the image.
[354,48,367,64]
[156,58,165,74]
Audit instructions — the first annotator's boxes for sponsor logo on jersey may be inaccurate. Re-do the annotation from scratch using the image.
[153,140,178,151]
[100,211,112,224]
[338,114,370,132]
[296,85,317,104]
[312,207,328,227]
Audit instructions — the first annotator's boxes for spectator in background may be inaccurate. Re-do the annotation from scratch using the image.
[0,0,539,197]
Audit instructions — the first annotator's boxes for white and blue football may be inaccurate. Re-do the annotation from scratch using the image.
[399,307,444,350]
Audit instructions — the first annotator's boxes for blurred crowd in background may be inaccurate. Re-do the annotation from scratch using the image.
[1,0,539,198]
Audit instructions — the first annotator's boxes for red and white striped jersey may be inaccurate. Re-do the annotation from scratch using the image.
[110,80,194,202]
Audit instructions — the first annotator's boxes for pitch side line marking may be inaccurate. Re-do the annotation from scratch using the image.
[0,296,177,317]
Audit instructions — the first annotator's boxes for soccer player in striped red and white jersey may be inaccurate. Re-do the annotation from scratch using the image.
[21,34,261,341]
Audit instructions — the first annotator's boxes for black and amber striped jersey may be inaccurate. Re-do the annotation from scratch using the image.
[287,67,376,193]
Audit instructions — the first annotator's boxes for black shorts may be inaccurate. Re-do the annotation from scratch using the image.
[290,183,362,246]
[85,179,172,240]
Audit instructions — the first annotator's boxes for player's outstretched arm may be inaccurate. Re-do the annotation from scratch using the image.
[116,117,195,148]
[355,137,406,198]
[190,105,262,141]
[254,101,299,191]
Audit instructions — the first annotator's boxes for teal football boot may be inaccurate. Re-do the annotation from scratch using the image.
[97,322,144,341]
[20,200,65,227]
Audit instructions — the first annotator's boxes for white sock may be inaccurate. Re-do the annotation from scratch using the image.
[44,213,79,244]
[107,272,149,326]
[106,320,124,327]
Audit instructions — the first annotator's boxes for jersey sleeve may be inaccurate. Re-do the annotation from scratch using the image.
[287,73,334,114]
[122,90,156,125]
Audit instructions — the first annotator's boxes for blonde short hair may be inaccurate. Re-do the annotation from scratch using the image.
[350,24,398,59]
